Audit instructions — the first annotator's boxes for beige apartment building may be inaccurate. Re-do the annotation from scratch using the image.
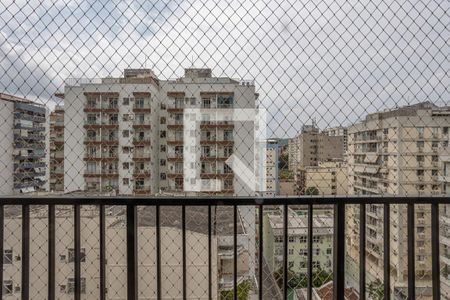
[346,102,450,299]
[288,124,344,171]
[49,105,64,192]
[300,161,348,195]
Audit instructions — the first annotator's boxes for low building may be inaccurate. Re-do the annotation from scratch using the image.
[263,209,334,276]
[302,161,348,195]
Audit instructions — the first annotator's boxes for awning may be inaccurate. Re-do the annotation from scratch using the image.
[364,153,378,163]
[354,165,379,174]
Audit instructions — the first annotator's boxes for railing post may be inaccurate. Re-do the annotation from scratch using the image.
[74,205,81,300]
[283,204,288,300]
[182,205,187,299]
[233,205,238,300]
[384,204,391,300]
[48,205,55,300]
[333,202,345,300]
[359,204,366,299]
[259,204,263,300]
[22,205,30,300]
[208,205,212,300]
[126,205,137,300]
[156,205,161,300]
[0,205,3,300]
[407,203,415,299]
[307,204,313,300]
[99,205,106,300]
[431,203,440,300]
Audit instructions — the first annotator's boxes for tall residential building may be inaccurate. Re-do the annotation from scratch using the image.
[0,93,49,195]
[300,161,348,195]
[256,139,279,196]
[288,124,344,170]
[63,68,257,196]
[439,129,450,298]
[323,126,348,154]
[49,105,64,192]
[346,102,450,298]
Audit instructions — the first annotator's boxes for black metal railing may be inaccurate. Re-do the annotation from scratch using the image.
[0,196,449,300]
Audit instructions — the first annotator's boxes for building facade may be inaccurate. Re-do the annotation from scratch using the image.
[0,93,49,195]
[63,68,257,196]
[301,161,348,195]
[346,102,450,298]
[49,105,64,192]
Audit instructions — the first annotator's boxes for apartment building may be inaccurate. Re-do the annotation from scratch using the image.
[63,68,257,196]
[49,105,64,192]
[0,93,49,195]
[288,124,344,171]
[346,102,450,298]
[263,209,334,276]
[256,139,279,196]
[300,161,348,195]
[323,126,348,154]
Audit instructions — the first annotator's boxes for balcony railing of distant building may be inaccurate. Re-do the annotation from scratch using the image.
[0,196,448,300]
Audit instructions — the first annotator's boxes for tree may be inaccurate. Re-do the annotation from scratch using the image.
[220,280,252,300]
[305,186,319,195]
[367,279,384,300]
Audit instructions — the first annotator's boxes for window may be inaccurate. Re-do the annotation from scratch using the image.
[432,155,438,162]
[416,170,424,176]
[123,178,129,185]
[123,130,129,138]
[68,248,86,263]
[160,131,166,138]
[160,173,166,180]
[160,145,166,152]
[123,97,129,105]
[160,117,166,124]
[299,236,307,243]
[313,236,321,243]
[87,162,96,173]
[313,261,320,269]
[288,236,295,243]
[160,159,166,166]
[3,249,12,264]
[383,128,388,134]
[417,141,424,148]
[123,162,129,170]
[67,278,86,294]
[417,127,424,137]
[275,236,283,243]
[288,261,294,268]
[288,249,294,255]
[123,114,129,121]
[326,248,332,255]
[314,248,320,255]
[299,261,306,268]
[416,155,424,162]
[123,147,130,154]
[3,280,13,295]
[299,249,307,256]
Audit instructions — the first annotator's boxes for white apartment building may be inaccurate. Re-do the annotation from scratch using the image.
[346,102,450,299]
[63,68,257,196]
[0,93,49,195]
[256,139,279,196]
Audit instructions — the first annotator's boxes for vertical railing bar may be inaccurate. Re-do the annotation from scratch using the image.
[333,202,345,300]
[208,205,212,300]
[383,204,391,300]
[431,203,440,300]
[259,204,263,300]
[48,205,55,300]
[283,204,288,300]
[307,204,313,300]
[21,205,30,300]
[126,205,137,300]
[99,205,106,300]
[182,205,186,300]
[156,205,161,300]
[359,204,366,299]
[233,205,238,300]
[407,203,415,299]
[74,205,81,300]
[0,205,4,300]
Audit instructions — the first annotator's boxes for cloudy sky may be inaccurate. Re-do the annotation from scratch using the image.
[0,0,449,137]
